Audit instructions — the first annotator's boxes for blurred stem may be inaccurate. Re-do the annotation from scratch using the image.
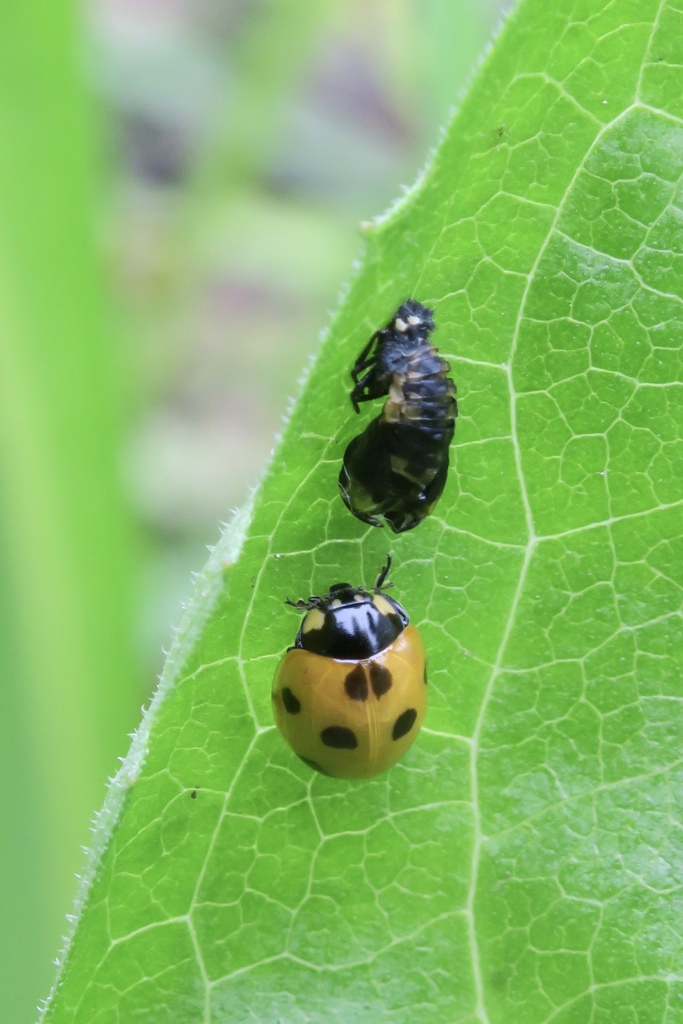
[151,0,341,388]
[190,0,339,202]
[0,2,137,1021]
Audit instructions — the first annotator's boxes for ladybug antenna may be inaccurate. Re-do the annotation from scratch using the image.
[285,595,322,611]
[374,555,394,591]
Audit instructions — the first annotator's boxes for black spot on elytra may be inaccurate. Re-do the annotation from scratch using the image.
[297,754,332,776]
[392,708,417,741]
[345,664,368,701]
[282,687,301,714]
[321,726,358,749]
[370,662,392,698]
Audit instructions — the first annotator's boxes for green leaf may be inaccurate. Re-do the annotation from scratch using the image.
[44,0,683,1021]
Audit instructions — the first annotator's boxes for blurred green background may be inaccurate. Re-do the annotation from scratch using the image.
[0,0,500,1020]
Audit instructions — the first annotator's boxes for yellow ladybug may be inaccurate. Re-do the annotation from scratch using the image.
[272,557,427,779]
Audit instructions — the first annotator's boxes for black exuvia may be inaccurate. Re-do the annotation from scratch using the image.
[338,299,457,533]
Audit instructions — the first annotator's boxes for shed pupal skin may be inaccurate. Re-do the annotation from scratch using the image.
[339,299,458,533]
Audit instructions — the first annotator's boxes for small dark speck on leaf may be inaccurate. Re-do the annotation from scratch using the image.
[490,969,509,991]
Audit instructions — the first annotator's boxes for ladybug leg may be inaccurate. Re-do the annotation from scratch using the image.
[285,596,322,611]
[350,370,382,412]
[350,353,378,384]
[374,554,393,590]
[350,330,382,383]
[351,368,395,412]
[350,328,394,411]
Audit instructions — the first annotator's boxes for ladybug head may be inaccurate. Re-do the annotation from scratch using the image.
[328,582,355,598]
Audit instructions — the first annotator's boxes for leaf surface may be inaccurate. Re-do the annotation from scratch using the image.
[45,0,683,1021]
